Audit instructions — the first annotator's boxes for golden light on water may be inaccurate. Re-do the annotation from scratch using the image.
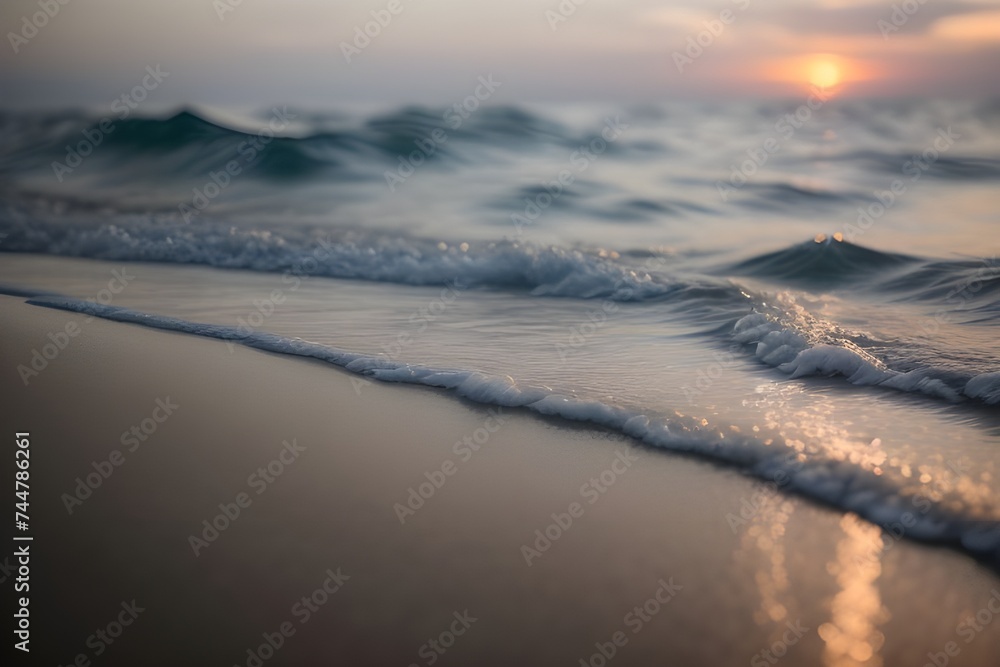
[818,514,889,667]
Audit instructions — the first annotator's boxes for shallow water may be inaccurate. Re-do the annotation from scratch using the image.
[1,99,998,567]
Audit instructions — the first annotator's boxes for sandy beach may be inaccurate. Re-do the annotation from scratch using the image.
[1,292,998,666]
[3,0,1000,662]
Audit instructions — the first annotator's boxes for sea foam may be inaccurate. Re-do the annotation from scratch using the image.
[26,295,1000,567]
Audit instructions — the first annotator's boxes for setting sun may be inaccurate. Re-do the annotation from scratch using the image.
[807,57,841,89]
[759,53,874,95]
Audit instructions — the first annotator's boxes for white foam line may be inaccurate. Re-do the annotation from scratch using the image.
[26,295,1000,566]
[733,312,999,404]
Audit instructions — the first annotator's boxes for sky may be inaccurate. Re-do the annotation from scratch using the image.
[0,0,998,109]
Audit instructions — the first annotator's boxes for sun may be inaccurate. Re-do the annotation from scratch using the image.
[761,53,866,95]
[807,57,842,89]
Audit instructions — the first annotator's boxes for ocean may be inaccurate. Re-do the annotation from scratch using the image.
[1,98,999,567]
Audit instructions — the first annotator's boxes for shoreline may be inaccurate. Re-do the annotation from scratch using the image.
[3,294,1000,665]
[21,289,1000,570]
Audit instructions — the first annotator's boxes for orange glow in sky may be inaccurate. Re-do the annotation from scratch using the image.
[0,0,997,105]
[807,57,842,89]
[759,54,877,96]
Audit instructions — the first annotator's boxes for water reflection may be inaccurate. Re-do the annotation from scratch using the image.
[818,514,889,667]
[740,493,797,627]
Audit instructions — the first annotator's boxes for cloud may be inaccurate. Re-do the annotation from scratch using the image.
[755,0,992,36]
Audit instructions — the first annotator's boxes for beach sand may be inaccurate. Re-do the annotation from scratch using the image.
[2,293,999,666]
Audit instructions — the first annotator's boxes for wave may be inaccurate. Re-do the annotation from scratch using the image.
[843,149,1000,181]
[24,295,1000,570]
[728,236,999,310]
[0,106,636,183]
[2,214,997,402]
[6,211,995,315]
[727,234,918,288]
[877,257,1000,306]
[3,102,998,194]
[0,110,349,180]
[736,183,865,213]
[725,239,999,403]
[731,312,999,404]
[2,203,996,404]
[0,216,740,303]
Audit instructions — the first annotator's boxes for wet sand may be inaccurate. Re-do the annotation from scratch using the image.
[2,294,999,666]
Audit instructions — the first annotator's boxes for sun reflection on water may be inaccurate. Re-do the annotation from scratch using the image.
[818,514,890,667]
